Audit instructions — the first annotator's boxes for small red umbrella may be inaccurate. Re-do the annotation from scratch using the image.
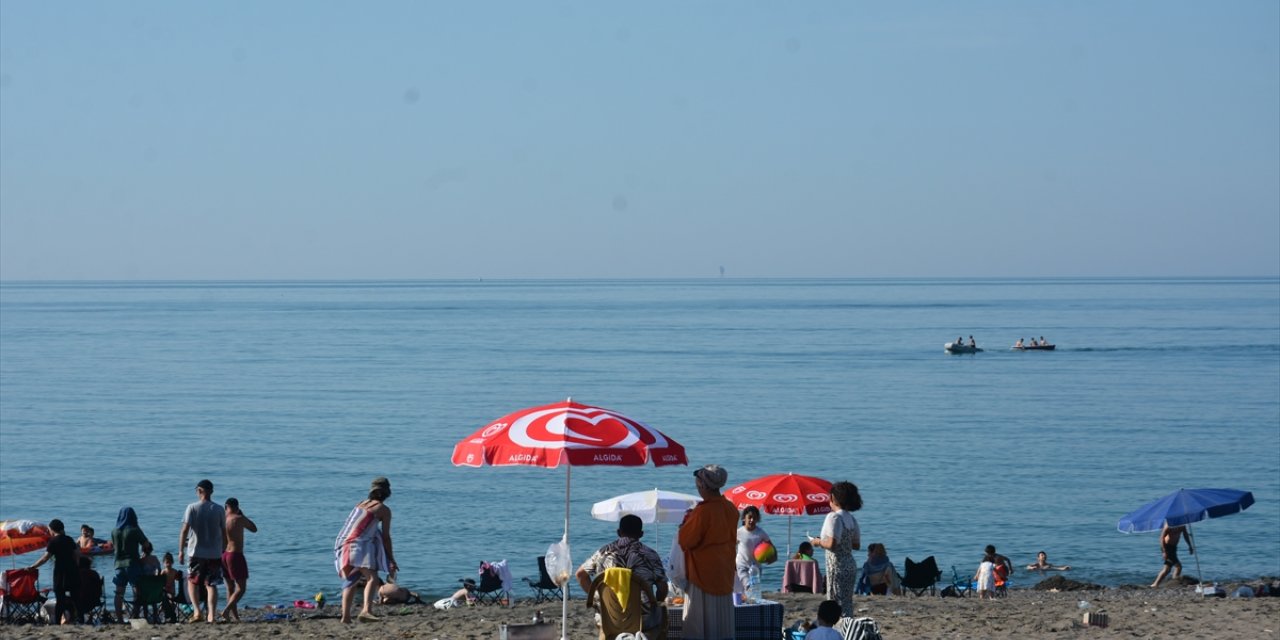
[452,398,687,639]
[723,473,833,554]
[1,520,53,563]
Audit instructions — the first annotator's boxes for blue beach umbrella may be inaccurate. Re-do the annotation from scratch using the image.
[1116,488,1255,533]
[1117,488,1255,586]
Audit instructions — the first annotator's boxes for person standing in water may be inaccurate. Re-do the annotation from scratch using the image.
[220,497,258,622]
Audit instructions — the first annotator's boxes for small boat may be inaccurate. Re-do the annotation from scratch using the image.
[1012,344,1056,351]
[945,342,983,354]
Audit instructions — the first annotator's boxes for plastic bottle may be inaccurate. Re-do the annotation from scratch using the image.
[746,565,761,603]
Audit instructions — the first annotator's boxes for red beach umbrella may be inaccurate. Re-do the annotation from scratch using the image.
[452,398,687,639]
[1,520,52,563]
[723,473,833,554]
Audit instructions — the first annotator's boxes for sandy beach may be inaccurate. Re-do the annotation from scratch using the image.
[2,580,1276,639]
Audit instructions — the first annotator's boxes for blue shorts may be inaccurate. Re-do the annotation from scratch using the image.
[113,564,145,590]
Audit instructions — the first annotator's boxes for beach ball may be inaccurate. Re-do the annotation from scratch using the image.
[754,541,777,564]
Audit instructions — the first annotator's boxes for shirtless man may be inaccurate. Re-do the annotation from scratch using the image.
[1151,523,1193,587]
[220,497,258,621]
[1026,551,1071,572]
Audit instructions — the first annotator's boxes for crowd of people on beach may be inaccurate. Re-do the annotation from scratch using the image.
[24,470,1201,637]
[25,479,257,625]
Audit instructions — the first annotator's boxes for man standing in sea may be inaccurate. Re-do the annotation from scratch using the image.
[179,479,226,623]
[221,497,257,622]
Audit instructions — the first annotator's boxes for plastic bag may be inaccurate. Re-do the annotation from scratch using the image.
[545,536,572,586]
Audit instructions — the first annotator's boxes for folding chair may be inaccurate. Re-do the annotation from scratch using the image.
[1,568,47,624]
[900,556,941,596]
[585,568,666,640]
[127,575,168,623]
[522,556,564,604]
[994,565,1012,598]
[169,570,192,620]
[949,565,972,597]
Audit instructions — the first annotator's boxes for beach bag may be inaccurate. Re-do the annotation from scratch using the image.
[433,597,458,610]
[840,616,882,640]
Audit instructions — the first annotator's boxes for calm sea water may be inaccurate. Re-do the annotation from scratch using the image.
[1,278,1277,605]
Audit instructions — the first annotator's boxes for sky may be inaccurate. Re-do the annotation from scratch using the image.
[1,1,1277,280]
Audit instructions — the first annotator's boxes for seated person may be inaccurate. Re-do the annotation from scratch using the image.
[575,514,668,602]
[436,580,477,608]
[138,541,161,575]
[378,576,424,605]
[791,540,815,561]
[860,542,901,595]
[75,556,103,623]
[1026,551,1071,572]
[805,600,844,640]
[1015,338,1024,348]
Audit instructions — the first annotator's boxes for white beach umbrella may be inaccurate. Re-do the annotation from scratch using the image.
[590,488,701,524]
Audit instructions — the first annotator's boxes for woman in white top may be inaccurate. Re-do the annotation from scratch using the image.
[735,505,771,594]
[809,481,862,617]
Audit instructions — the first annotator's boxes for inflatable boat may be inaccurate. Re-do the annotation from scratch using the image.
[945,342,983,354]
[1012,344,1056,351]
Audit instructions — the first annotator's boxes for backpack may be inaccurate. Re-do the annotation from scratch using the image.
[840,616,883,640]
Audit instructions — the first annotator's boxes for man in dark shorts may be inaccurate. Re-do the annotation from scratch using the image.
[220,497,257,622]
[28,519,80,625]
[179,479,226,623]
[1151,523,1193,587]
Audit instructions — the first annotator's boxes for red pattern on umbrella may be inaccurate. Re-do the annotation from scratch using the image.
[723,473,833,516]
[0,520,52,557]
[452,400,686,468]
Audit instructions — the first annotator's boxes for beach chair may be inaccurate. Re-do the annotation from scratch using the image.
[126,574,168,623]
[522,556,564,604]
[0,568,47,624]
[900,556,941,597]
[994,565,1012,598]
[949,565,972,597]
[585,568,666,640]
[169,570,192,620]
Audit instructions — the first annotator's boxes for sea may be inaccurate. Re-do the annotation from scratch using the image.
[1,278,1277,606]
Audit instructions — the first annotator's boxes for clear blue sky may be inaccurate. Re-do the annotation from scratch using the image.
[2,2,1277,279]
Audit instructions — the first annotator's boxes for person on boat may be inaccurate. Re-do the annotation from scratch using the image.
[956,336,964,346]
[78,524,104,554]
[968,336,976,347]
[1028,337,1038,347]
[1039,336,1049,346]
[1015,338,1024,349]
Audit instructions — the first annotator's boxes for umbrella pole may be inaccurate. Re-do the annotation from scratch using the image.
[561,464,570,640]
[788,516,793,556]
[1188,524,1203,589]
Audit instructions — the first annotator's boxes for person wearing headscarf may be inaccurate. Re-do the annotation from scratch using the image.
[111,506,150,621]
[859,543,899,595]
[678,464,738,640]
[334,476,398,623]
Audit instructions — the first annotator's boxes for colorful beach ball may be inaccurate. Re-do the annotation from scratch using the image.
[754,541,778,564]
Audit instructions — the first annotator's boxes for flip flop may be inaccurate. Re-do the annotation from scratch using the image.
[357,612,380,623]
